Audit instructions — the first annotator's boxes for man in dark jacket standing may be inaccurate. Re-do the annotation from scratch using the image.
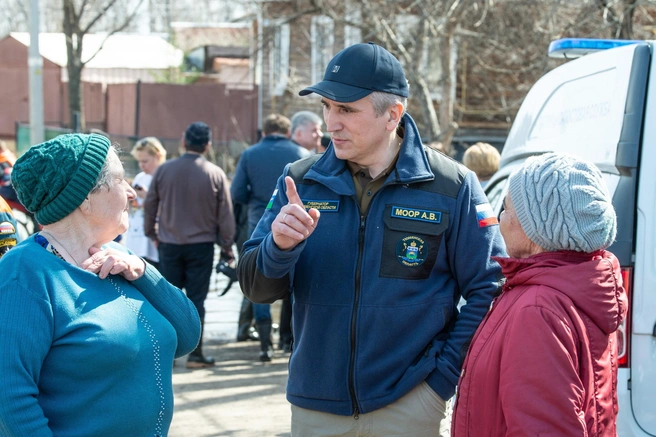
[231,114,309,361]
[238,43,505,436]
[145,121,235,368]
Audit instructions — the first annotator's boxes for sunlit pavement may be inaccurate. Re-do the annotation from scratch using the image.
[169,249,291,437]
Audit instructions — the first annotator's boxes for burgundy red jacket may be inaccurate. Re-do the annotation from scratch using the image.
[452,250,627,437]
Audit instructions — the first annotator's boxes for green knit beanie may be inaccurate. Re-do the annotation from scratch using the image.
[12,133,111,225]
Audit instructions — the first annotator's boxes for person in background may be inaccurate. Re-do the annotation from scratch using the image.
[451,153,626,436]
[319,133,331,153]
[0,140,17,203]
[0,133,200,436]
[461,142,500,188]
[124,137,167,270]
[231,199,253,342]
[0,194,18,257]
[238,42,505,436]
[290,111,323,153]
[427,141,444,153]
[278,110,324,352]
[145,121,235,368]
[0,140,16,167]
[231,114,310,360]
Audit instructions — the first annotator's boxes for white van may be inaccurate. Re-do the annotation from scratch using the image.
[484,38,656,436]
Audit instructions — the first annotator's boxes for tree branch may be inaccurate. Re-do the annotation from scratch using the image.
[82,0,148,66]
[81,0,121,35]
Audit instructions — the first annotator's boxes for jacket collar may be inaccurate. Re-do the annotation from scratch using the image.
[181,152,206,160]
[492,250,626,335]
[304,113,434,195]
[261,134,289,142]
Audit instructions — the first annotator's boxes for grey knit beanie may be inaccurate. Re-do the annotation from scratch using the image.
[12,133,110,225]
[508,153,616,253]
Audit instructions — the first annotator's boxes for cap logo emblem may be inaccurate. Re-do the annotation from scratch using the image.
[332,65,340,73]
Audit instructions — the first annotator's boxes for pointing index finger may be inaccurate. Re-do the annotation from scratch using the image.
[285,176,304,207]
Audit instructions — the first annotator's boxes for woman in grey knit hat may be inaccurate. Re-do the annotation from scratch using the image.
[0,133,201,436]
[452,153,627,436]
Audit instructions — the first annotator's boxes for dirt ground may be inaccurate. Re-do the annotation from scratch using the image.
[169,340,291,437]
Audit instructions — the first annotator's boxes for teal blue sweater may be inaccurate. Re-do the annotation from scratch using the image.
[0,237,201,436]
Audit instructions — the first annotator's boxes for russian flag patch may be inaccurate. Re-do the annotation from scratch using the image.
[476,204,498,228]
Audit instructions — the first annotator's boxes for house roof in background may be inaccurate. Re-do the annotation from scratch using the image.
[170,23,251,53]
[10,32,183,69]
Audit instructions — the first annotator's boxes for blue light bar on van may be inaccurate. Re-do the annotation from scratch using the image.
[548,38,642,59]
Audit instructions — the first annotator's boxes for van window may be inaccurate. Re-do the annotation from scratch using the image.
[485,178,507,218]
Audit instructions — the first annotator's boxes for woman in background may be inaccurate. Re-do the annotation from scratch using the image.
[461,142,500,188]
[125,137,166,269]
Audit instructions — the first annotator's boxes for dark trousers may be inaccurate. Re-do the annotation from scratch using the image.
[279,297,293,345]
[158,242,214,322]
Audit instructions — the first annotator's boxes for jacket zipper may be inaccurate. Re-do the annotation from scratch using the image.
[349,212,366,420]
[346,179,407,419]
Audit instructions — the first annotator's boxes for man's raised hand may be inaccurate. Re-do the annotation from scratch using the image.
[272,176,320,250]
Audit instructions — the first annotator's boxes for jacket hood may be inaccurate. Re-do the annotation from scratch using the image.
[493,250,627,335]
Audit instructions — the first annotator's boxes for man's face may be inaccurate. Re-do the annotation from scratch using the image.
[293,122,323,151]
[321,96,391,167]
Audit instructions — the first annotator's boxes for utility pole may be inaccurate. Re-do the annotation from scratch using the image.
[256,7,263,132]
[28,0,44,145]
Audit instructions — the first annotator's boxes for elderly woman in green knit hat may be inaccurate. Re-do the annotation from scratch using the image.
[0,133,201,436]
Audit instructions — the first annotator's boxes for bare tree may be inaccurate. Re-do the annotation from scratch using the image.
[0,0,29,35]
[289,0,484,154]
[597,0,639,38]
[241,0,656,153]
[452,0,656,137]
[62,0,145,131]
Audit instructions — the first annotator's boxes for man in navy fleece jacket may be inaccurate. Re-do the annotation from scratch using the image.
[238,42,506,436]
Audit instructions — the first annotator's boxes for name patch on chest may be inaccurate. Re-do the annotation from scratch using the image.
[302,200,340,212]
[391,206,442,223]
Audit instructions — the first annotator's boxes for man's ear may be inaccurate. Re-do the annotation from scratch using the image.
[386,102,404,131]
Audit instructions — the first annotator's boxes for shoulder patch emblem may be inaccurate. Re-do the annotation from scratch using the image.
[476,204,498,227]
[265,189,278,211]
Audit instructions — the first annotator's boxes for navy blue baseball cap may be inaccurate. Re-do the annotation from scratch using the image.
[299,42,408,102]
